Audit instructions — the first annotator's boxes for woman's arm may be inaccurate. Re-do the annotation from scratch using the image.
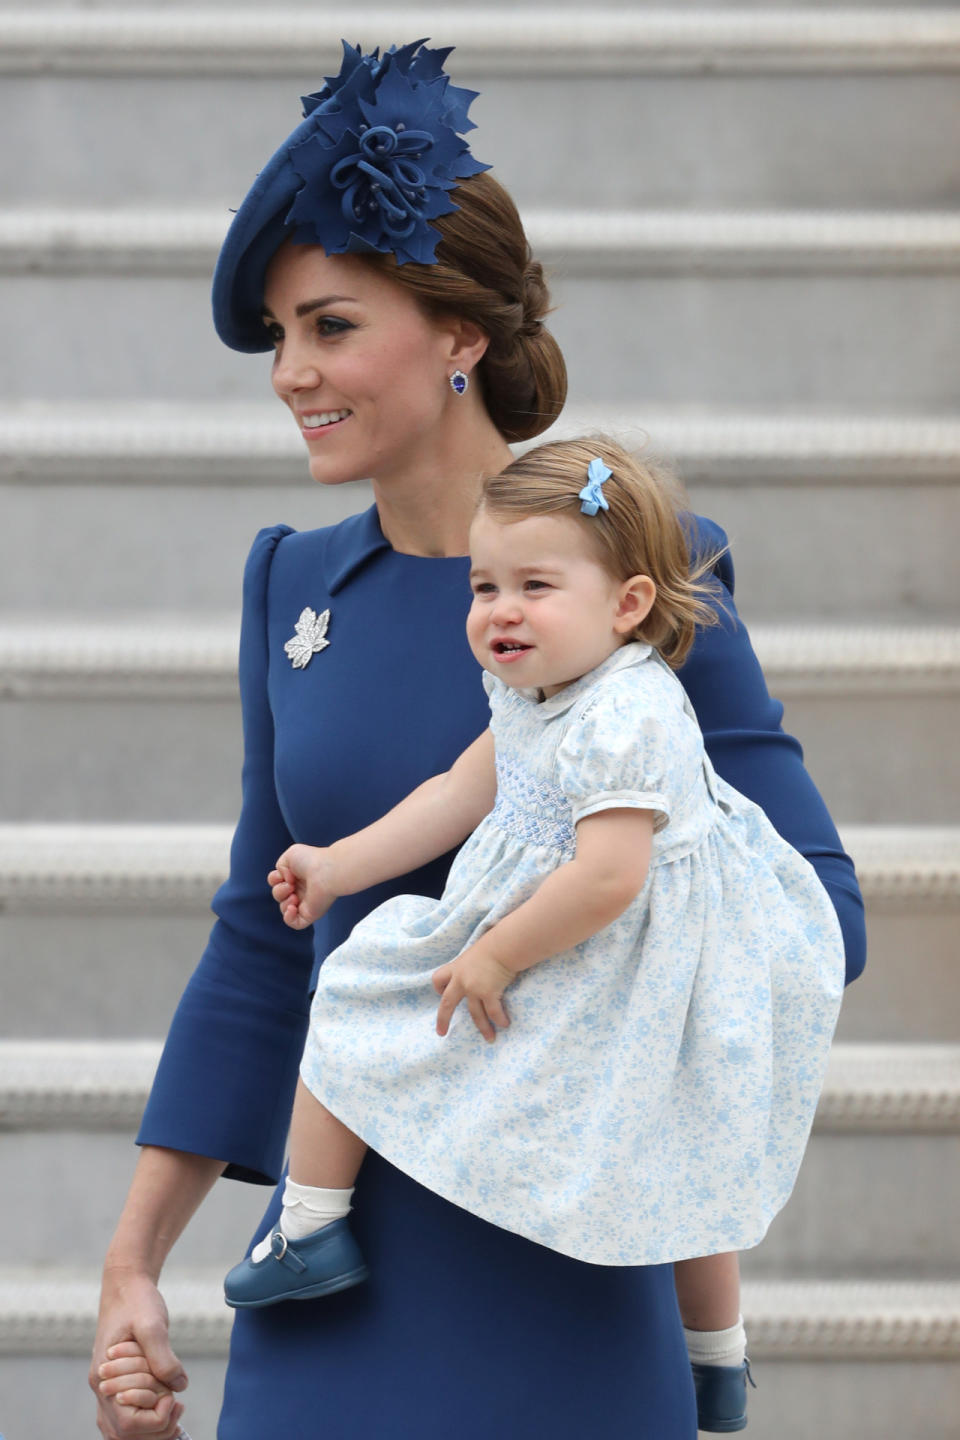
[273,729,497,926]
[136,526,316,1185]
[90,1147,225,1438]
[433,807,655,1039]
[91,528,317,1433]
[682,515,866,984]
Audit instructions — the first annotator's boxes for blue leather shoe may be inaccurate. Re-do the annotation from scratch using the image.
[224,1218,369,1309]
[691,1358,756,1433]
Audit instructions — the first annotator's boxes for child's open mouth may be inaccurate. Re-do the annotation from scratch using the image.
[493,642,531,659]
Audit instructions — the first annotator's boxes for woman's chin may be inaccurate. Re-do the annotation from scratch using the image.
[307,456,365,488]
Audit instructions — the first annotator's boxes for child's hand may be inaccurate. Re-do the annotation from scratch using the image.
[268,845,339,929]
[432,945,514,1042]
[97,1339,185,1432]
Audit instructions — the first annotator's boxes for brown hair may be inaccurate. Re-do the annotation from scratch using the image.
[481,437,724,669]
[362,172,567,442]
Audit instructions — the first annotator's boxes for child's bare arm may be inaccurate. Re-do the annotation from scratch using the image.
[433,807,655,1038]
[270,729,497,927]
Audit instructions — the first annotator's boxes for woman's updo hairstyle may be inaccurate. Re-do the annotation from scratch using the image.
[364,172,567,442]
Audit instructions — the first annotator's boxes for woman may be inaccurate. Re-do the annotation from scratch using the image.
[90,41,865,1440]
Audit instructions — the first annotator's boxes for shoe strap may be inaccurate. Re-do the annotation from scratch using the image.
[269,1230,308,1274]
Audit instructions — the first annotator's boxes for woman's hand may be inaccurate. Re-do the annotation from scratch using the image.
[432,944,515,1041]
[269,844,339,928]
[90,1272,187,1438]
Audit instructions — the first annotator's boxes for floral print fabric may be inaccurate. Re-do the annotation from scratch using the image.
[302,643,844,1264]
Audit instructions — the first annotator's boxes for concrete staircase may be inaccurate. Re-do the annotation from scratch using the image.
[1,7,958,1437]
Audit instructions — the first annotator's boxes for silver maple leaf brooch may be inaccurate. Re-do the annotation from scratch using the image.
[284,607,331,669]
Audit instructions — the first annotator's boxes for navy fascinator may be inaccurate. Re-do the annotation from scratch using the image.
[212,38,489,353]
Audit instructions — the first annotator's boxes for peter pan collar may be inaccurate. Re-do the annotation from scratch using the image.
[519,641,654,720]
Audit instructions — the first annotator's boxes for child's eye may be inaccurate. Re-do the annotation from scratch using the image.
[472,582,496,595]
[524,580,550,591]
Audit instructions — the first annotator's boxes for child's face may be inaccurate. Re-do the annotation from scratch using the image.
[467,509,632,697]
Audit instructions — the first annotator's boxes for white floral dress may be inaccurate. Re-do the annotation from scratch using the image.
[301,643,844,1265]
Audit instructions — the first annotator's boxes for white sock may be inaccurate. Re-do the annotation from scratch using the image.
[250,1178,354,1262]
[683,1314,747,1368]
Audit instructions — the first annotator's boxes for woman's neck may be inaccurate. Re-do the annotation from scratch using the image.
[371,416,514,557]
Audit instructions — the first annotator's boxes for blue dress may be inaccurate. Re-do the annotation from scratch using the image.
[304,644,844,1266]
[138,505,865,1439]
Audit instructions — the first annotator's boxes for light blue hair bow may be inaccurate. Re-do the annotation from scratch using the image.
[578,458,612,516]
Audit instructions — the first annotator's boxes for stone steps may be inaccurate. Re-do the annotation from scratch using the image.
[3,405,957,621]
[0,817,957,1036]
[8,206,960,276]
[3,5,956,1433]
[0,1040,958,1275]
[1,1271,956,1440]
[4,1038,957,1133]
[8,267,960,408]
[5,22,960,212]
[5,404,959,484]
[0,1267,955,1357]
[3,9,959,75]
[1,626,955,820]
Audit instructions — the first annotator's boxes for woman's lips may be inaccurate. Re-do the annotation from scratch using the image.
[300,408,352,438]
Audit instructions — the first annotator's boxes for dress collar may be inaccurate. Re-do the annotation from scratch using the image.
[326,506,393,594]
[326,504,471,593]
[514,642,654,720]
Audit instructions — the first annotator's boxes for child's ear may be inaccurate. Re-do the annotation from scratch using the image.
[614,575,656,634]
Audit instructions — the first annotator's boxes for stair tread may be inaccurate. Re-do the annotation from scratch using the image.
[6,206,960,273]
[0,1266,956,1358]
[2,9,960,75]
[1,1039,957,1132]
[2,619,958,681]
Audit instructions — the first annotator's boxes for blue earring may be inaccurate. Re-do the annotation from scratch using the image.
[450,370,469,396]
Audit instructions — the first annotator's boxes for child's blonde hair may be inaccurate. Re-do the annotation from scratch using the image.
[481,436,722,669]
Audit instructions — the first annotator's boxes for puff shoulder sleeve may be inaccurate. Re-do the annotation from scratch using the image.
[556,676,672,832]
[137,525,315,1184]
[679,515,866,985]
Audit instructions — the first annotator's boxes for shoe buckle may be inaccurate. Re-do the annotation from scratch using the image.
[269,1228,307,1274]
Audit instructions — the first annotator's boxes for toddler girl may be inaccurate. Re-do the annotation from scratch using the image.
[224,437,845,1432]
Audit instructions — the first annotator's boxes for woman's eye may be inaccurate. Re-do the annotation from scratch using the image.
[263,321,284,345]
[316,316,354,338]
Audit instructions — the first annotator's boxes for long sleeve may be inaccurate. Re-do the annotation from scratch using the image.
[137,526,315,1183]
[679,516,866,985]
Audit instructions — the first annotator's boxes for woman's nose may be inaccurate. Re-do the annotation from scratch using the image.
[272,338,321,396]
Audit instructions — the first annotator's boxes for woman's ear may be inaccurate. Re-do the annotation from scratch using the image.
[443,317,490,374]
[613,575,656,634]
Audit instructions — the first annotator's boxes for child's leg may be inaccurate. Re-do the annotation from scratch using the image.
[675,1253,752,1432]
[674,1251,741,1334]
[249,1079,367,1261]
[288,1077,368,1189]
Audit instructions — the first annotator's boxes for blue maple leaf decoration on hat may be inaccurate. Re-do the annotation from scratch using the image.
[286,40,489,266]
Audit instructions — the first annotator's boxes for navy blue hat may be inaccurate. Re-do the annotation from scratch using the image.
[212,39,489,354]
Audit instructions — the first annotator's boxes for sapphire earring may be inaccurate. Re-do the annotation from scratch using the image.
[449,370,469,396]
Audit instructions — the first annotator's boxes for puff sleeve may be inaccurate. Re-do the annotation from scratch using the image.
[679,516,866,985]
[137,526,315,1184]
[556,680,673,833]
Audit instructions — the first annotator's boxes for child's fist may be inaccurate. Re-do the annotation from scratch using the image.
[270,845,339,928]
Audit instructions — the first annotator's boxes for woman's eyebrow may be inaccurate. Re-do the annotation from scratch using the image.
[261,295,359,321]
